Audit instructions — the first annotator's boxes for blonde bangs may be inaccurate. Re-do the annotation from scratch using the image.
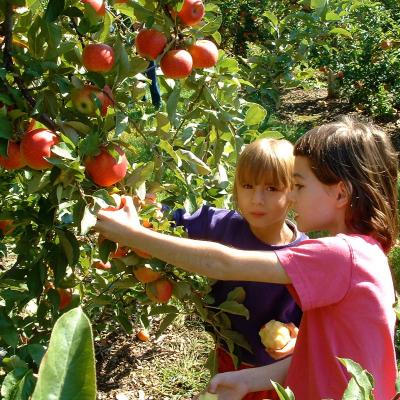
[235,138,294,191]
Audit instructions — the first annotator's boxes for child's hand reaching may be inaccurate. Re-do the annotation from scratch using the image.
[95,195,142,247]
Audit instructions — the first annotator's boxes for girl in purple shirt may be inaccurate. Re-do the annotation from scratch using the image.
[175,138,306,399]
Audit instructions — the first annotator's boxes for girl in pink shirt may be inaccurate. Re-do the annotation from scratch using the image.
[95,117,398,400]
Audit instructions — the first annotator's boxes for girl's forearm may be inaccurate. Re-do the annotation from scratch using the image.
[239,356,291,391]
[210,356,291,394]
[126,226,290,283]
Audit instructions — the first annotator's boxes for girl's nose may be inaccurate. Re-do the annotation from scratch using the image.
[252,188,265,204]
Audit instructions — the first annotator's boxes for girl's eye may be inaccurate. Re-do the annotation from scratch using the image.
[265,186,278,192]
[242,183,253,189]
[294,184,304,190]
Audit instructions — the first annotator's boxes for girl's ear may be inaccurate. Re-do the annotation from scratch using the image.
[336,181,351,208]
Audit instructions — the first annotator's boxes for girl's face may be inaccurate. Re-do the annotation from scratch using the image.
[236,177,290,232]
[290,156,343,234]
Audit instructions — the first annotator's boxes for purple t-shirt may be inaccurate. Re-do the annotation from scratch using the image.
[174,205,306,366]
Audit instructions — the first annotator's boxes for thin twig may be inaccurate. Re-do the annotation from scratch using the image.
[2,1,57,131]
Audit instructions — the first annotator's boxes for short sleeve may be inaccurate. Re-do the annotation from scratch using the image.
[173,205,211,239]
[276,236,353,311]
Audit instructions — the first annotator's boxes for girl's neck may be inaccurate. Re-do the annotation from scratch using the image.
[249,221,295,246]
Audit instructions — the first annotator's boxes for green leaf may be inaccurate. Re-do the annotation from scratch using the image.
[51,143,76,160]
[80,206,97,235]
[44,0,65,22]
[220,329,252,352]
[244,103,267,126]
[26,344,46,368]
[338,358,374,399]
[155,313,178,337]
[125,162,154,188]
[0,310,18,348]
[166,84,181,127]
[159,140,181,167]
[177,149,212,175]
[271,381,295,400]
[99,239,117,263]
[325,11,341,21]
[56,228,80,267]
[226,287,246,303]
[129,57,149,75]
[217,301,249,319]
[1,368,36,400]
[149,305,179,315]
[263,11,278,27]
[329,28,352,38]
[0,116,12,139]
[32,308,96,400]
[259,130,284,139]
[197,14,222,35]
[311,0,327,9]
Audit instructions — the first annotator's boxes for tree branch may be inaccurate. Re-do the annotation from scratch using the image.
[2,1,58,131]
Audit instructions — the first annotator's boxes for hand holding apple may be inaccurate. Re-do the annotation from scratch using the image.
[95,195,143,247]
[259,320,298,360]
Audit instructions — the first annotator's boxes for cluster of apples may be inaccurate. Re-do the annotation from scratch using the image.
[95,193,174,304]
[0,120,127,188]
[135,0,219,79]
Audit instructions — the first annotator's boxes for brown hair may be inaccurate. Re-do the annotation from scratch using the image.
[233,138,294,204]
[294,116,398,252]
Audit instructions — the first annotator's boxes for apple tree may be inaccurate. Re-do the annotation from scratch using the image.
[0,0,272,395]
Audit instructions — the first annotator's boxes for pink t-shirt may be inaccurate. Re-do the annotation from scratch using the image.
[276,234,397,400]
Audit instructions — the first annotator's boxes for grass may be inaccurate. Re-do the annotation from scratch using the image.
[96,315,214,399]
[141,318,213,399]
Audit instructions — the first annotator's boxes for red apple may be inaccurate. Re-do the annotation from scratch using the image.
[82,43,115,73]
[177,0,205,26]
[72,84,114,116]
[0,141,26,170]
[146,278,173,303]
[0,220,14,235]
[135,29,167,60]
[21,128,59,170]
[82,0,105,16]
[188,40,218,68]
[160,49,193,79]
[85,145,128,187]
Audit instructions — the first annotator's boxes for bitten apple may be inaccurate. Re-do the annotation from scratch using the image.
[259,320,291,350]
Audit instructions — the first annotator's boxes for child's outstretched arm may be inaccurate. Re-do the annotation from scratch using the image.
[95,196,291,284]
[206,356,291,399]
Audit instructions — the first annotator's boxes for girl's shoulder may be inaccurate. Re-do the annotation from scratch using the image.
[174,205,240,225]
[173,205,244,239]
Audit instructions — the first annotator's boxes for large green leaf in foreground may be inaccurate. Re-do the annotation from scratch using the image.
[32,307,96,400]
